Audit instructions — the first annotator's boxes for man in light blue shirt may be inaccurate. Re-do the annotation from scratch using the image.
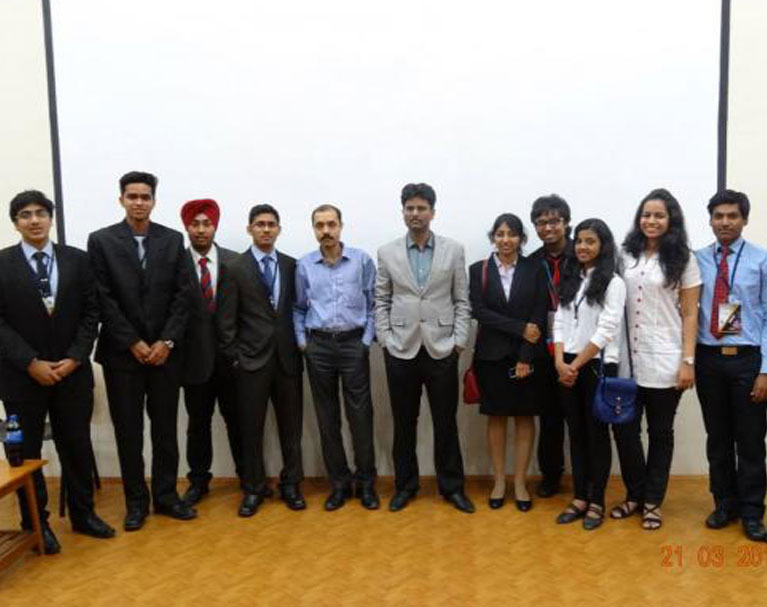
[294,204,378,511]
[695,189,767,543]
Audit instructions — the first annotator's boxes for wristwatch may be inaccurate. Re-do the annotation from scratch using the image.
[163,340,175,350]
[683,356,694,365]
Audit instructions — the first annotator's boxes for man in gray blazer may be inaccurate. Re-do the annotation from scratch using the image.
[375,183,474,513]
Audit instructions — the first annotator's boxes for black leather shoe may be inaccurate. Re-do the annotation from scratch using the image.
[238,493,264,517]
[515,499,533,512]
[583,504,604,531]
[155,501,197,521]
[488,497,505,510]
[742,519,767,542]
[279,485,307,511]
[536,478,561,498]
[124,508,149,532]
[72,513,116,539]
[41,524,61,554]
[705,507,739,529]
[556,502,587,524]
[182,483,209,506]
[445,492,475,514]
[357,486,380,510]
[324,487,352,511]
[389,490,416,512]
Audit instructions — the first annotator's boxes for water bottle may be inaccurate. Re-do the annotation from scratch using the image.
[3,414,24,467]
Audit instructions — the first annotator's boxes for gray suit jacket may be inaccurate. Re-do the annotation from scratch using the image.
[375,233,470,360]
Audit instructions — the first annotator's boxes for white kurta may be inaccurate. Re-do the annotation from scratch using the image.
[621,251,701,388]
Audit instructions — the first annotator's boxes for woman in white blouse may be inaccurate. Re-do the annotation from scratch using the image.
[553,219,626,530]
[610,189,701,530]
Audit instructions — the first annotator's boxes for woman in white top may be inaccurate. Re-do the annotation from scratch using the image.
[610,189,701,530]
[553,219,626,530]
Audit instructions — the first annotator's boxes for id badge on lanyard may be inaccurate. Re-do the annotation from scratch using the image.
[718,299,742,334]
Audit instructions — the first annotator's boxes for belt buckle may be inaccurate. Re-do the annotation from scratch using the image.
[721,346,738,356]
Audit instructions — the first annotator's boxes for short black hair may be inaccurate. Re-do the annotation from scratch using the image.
[311,204,342,224]
[119,171,158,196]
[249,203,280,225]
[401,183,436,208]
[530,194,571,223]
[9,190,54,222]
[487,213,527,247]
[707,189,750,219]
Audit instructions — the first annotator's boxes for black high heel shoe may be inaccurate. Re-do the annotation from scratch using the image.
[488,483,506,509]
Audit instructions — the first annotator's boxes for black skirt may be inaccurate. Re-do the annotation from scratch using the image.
[475,357,542,417]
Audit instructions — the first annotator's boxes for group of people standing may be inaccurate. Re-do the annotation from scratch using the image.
[1,174,765,557]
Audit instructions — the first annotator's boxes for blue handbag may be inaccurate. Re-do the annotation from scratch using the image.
[592,310,637,425]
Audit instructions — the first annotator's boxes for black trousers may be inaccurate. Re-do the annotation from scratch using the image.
[612,386,681,505]
[103,365,181,511]
[304,333,376,489]
[236,355,304,496]
[536,354,565,482]
[560,354,615,506]
[4,388,95,528]
[695,345,766,520]
[183,360,241,486]
[384,347,464,496]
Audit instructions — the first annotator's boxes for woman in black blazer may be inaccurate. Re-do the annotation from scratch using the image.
[469,213,548,511]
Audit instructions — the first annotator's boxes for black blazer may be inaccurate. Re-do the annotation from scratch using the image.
[181,244,238,385]
[217,249,302,376]
[87,220,190,371]
[469,254,548,363]
[0,243,98,401]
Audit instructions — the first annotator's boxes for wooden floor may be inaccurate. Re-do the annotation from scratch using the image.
[1,476,766,606]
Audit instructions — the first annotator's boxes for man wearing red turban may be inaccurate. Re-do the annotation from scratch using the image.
[178,198,242,506]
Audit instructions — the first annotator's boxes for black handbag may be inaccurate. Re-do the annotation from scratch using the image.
[592,310,637,425]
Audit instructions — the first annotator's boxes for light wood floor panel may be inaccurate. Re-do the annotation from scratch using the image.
[1,477,766,606]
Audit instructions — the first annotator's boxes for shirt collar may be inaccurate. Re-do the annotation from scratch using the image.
[21,239,54,262]
[493,252,517,269]
[406,232,434,250]
[716,237,744,253]
[190,244,218,265]
[311,243,349,264]
[251,245,278,263]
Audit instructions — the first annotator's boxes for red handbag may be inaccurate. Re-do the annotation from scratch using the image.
[463,259,489,405]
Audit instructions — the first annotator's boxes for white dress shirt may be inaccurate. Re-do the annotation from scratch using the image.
[621,250,701,388]
[553,269,626,364]
[493,252,516,299]
[190,245,219,297]
[21,239,58,300]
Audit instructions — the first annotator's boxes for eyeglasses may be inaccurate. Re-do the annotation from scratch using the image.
[534,218,564,229]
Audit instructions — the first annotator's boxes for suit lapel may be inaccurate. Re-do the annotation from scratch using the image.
[51,244,72,319]
[422,234,445,293]
[12,244,49,318]
[396,236,421,292]
[143,223,168,282]
[116,221,143,272]
[245,250,275,311]
[275,252,290,315]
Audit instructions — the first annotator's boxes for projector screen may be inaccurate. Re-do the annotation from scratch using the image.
[51,0,720,258]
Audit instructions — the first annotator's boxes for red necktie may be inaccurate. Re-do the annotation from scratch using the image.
[199,257,215,313]
[710,244,730,339]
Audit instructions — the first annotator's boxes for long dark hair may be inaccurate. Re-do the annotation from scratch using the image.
[622,188,690,289]
[559,218,616,307]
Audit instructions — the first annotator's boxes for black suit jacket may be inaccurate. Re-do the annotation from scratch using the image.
[0,243,98,401]
[181,244,238,385]
[469,255,548,363]
[87,220,190,371]
[217,249,302,375]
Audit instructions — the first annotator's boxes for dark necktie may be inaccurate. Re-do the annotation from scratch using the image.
[199,257,215,313]
[710,244,730,339]
[32,251,52,298]
[261,256,274,302]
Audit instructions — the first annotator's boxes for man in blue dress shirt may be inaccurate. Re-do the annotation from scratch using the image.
[695,189,767,542]
[294,204,379,511]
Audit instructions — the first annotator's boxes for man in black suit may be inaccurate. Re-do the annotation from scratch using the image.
[0,190,114,554]
[217,203,305,516]
[87,171,195,531]
[178,198,241,505]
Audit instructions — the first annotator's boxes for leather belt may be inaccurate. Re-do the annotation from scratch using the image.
[697,345,759,357]
[309,328,364,341]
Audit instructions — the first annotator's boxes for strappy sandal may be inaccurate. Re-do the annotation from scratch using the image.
[556,501,587,524]
[583,503,605,531]
[642,504,662,530]
[610,500,640,519]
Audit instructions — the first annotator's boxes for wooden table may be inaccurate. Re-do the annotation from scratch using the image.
[0,459,47,572]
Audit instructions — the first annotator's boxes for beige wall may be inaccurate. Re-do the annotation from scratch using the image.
[0,0,55,247]
[5,2,767,482]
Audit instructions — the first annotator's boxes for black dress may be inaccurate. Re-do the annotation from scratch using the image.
[468,254,548,416]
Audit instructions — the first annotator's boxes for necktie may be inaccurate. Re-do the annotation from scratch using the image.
[199,257,215,313]
[261,256,274,303]
[135,235,146,268]
[710,244,730,339]
[32,251,52,298]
